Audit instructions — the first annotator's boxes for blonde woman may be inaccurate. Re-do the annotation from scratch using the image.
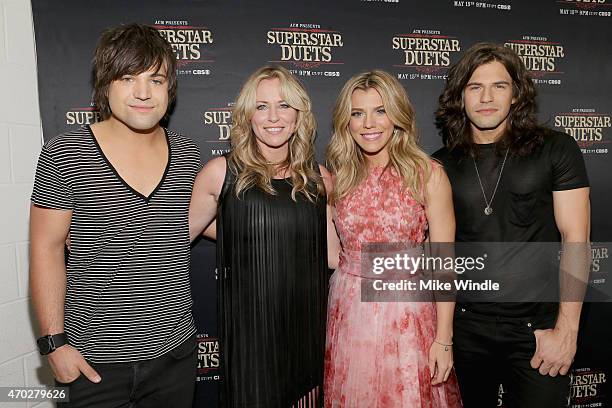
[189,66,337,407]
[324,70,462,407]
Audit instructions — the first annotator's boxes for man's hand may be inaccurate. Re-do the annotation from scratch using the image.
[48,345,101,384]
[530,327,577,377]
[533,186,590,378]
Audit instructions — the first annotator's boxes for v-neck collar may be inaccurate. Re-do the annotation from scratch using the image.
[87,125,171,203]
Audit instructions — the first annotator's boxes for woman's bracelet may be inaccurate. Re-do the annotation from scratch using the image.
[433,339,453,351]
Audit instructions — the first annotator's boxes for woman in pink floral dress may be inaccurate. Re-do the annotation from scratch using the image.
[324,70,462,407]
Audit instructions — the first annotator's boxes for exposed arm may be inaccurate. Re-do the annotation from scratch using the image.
[30,205,71,338]
[320,165,341,270]
[424,165,456,385]
[189,157,227,242]
[30,204,100,383]
[531,187,590,376]
[202,221,217,240]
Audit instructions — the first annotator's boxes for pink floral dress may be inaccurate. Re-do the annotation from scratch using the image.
[324,166,462,407]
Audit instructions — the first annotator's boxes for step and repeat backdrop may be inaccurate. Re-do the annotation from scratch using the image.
[32,0,611,406]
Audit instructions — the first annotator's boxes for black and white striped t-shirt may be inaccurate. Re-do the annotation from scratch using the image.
[31,125,202,363]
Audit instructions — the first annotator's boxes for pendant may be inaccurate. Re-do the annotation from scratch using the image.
[484,206,493,216]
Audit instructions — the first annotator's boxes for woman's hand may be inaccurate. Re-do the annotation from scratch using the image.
[429,340,454,385]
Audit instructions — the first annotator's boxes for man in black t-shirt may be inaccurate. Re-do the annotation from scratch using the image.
[433,43,590,407]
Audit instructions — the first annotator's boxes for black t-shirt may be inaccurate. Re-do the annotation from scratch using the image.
[433,130,589,316]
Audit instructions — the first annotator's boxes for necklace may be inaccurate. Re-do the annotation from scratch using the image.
[265,160,286,166]
[472,148,509,216]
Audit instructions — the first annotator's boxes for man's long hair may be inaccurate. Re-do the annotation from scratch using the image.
[435,42,544,156]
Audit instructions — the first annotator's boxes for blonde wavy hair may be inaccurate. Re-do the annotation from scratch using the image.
[326,70,432,204]
[228,65,323,201]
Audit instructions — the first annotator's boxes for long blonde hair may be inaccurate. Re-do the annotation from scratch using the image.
[228,65,323,201]
[326,70,432,204]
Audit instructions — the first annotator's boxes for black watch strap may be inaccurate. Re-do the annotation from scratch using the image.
[37,333,69,355]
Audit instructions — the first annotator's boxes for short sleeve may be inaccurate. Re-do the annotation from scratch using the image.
[550,132,589,191]
[431,147,448,164]
[189,140,203,174]
[175,131,203,174]
[196,152,204,173]
[31,145,74,209]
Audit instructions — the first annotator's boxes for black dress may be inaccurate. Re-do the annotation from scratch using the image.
[217,162,328,407]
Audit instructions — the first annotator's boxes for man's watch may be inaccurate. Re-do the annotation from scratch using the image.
[37,333,69,355]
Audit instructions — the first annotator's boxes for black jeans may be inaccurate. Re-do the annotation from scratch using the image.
[453,307,570,408]
[57,334,197,408]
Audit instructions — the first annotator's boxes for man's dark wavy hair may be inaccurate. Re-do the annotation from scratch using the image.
[92,23,177,120]
[435,42,544,157]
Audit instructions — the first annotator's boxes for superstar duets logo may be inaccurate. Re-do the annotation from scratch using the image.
[153,20,214,76]
[554,108,611,154]
[570,367,607,406]
[266,23,344,77]
[203,106,231,141]
[504,36,565,85]
[203,103,232,157]
[65,105,101,126]
[393,29,461,81]
[590,243,609,277]
[196,334,220,382]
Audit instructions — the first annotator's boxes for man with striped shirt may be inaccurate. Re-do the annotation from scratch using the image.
[30,24,201,407]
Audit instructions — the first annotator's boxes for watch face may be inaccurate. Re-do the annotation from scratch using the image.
[37,337,51,354]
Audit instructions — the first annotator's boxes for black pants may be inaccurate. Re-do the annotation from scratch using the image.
[453,307,570,408]
[57,335,197,408]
